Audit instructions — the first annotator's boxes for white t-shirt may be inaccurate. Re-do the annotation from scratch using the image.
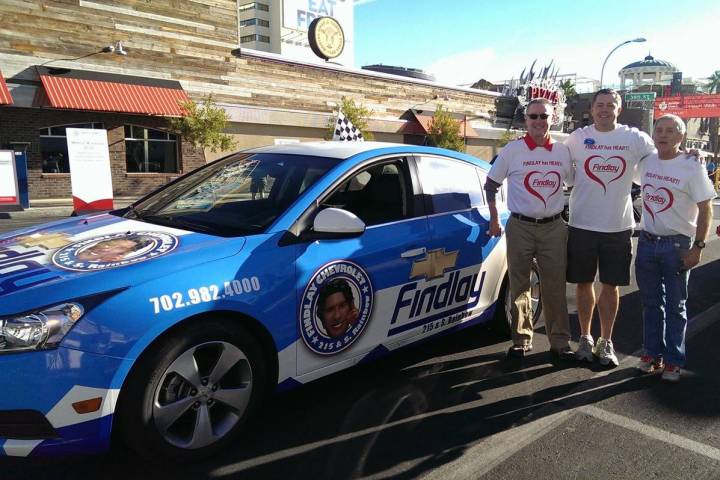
[488,136,573,218]
[638,153,716,238]
[566,124,655,232]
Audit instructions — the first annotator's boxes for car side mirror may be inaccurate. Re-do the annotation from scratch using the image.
[313,208,365,236]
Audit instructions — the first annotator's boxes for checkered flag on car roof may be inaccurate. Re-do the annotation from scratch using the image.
[332,110,364,142]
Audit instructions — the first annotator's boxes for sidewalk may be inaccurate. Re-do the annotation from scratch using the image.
[1,197,138,219]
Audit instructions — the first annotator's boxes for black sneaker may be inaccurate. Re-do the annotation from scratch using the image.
[507,344,532,358]
[550,346,576,361]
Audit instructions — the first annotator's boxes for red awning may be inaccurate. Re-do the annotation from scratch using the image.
[39,74,189,116]
[0,71,13,105]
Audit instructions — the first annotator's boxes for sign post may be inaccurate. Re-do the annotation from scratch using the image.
[0,150,21,211]
[66,128,114,214]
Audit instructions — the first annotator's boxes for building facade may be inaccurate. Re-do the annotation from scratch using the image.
[0,0,500,202]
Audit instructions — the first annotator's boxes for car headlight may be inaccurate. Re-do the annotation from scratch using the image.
[0,303,84,353]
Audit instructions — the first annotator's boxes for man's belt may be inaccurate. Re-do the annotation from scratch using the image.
[510,212,562,224]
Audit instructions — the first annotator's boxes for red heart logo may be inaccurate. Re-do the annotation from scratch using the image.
[584,155,627,193]
[642,184,674,222]
[524,170,561,208]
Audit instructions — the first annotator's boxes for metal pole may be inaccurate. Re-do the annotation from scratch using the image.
[600,38,646,88]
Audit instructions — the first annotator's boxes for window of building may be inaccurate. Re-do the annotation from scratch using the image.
[240,18,269,27]
[238,2,269,12]
[258,35,270,43]
[125,125,179,173]
[39,122,104,173]
[240,34,257,43]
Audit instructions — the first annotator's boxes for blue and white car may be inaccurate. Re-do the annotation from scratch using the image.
[0,142,540,459]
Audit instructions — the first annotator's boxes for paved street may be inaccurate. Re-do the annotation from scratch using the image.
[2,206,720,480]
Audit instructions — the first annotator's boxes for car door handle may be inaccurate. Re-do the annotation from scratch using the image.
[401,247,426,258]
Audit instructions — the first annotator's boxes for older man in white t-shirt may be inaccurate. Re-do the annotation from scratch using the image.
[485,98,575,360]
[635,114,714,382]
[565,89,656,367]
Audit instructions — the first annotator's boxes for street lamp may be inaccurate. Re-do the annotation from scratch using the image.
[600,37,646,88]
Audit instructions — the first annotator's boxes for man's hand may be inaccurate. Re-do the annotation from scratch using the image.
[488,219,503,237]
[684,148,703,163]
[681,247,702,271]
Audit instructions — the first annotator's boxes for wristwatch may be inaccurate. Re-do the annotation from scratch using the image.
[693,240,706,249]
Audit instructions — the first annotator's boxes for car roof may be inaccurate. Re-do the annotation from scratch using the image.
[245,141,407,159]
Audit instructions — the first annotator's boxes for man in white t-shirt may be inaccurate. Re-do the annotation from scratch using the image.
[565,89,656,367]
[635,114,714,382]
[485,98,575,360]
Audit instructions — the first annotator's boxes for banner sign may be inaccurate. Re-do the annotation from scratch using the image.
[66,128,114,213]
[654,94,720,119]
[0,150,21,209]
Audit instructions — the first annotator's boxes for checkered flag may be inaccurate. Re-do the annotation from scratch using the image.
[332,110,364,142]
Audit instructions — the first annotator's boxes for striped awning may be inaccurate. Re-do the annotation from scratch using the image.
[38,69,189,116]
[0,71,13,105]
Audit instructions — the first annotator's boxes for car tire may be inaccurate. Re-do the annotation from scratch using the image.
[116,319,267,461]
[493,260,543,337]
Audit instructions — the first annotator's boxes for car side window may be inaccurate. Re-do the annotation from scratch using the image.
[323,159,411,226]
[416,156,485,214]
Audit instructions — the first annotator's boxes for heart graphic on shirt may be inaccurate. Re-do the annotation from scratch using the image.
[642,184,674,222]
[523,170,561,208]
[584,155,627,193]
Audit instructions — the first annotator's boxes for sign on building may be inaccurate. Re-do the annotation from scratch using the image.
[66,128,114,213]
[0,150,21,211]
[654,94,720,119]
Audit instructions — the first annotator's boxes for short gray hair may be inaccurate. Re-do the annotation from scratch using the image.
[655,114,686,135]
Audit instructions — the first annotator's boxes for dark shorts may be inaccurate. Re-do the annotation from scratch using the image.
[567,227,633,286]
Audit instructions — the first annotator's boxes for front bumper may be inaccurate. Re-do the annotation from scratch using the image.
[0,347,124,457]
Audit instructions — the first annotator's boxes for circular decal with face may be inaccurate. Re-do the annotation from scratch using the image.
[300,260,373,356]
[51,231,179,272]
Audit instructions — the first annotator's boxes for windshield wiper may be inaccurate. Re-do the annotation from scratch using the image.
[124,204,146,220]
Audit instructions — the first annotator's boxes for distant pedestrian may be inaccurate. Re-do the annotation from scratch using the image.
[635,114,715,382]
[707,158,716,180]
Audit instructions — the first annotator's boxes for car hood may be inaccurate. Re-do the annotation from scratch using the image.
[0,213,245,315]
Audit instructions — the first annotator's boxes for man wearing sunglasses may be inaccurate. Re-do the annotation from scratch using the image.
[485,98,575,361]
[564,88,656,367]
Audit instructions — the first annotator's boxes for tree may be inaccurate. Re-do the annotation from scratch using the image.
[703,70,720,158]
[326,97,375,140]
[168,95,236,153]
[426,105,465,152]
[496,129,519,149]
[559,79,577,99]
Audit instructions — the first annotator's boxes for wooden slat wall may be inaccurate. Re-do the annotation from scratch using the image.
[0,0,496,123]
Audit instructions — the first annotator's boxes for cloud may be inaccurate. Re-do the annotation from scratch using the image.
[353,0,377,6]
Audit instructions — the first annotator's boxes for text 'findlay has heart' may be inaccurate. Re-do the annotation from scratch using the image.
[584,155,627,193]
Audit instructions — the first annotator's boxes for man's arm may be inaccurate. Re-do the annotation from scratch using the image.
[682,200,713,270]
[484,178,503,237]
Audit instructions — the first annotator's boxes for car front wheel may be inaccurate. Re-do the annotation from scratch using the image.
[116,320,267,460]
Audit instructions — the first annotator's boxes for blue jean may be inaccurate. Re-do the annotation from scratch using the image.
[635,233,691,366]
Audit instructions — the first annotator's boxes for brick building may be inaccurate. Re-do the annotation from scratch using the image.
[0,1,500,201]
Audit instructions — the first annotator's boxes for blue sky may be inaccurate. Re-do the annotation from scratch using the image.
[354,0,719,88]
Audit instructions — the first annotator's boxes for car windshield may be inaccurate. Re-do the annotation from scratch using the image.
[121,152,337,236]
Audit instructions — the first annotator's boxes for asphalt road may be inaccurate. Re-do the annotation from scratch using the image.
[2,207,720,480]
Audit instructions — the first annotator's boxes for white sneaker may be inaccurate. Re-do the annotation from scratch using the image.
[575,335,594,362]
[596,337,619,367]
[661,364,681,382]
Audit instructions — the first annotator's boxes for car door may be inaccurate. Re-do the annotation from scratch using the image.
[406,154,507,336]
[293,155,431,376]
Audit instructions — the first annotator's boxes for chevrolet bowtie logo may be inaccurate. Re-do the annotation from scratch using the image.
[410,248,458,280]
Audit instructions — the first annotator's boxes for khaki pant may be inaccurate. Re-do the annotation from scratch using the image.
[505,216,570,350]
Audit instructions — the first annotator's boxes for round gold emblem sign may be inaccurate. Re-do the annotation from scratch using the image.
[308,16,345,61]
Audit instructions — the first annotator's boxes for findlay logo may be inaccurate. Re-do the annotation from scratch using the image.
[642,184,674,222]
[410,248,458,280]
[300,260,373,356]
[584,155,627,193]
[52,231,178,272]
[523,170,561,208]
[390,249,486,335]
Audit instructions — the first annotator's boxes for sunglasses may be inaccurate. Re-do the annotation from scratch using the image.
[526,113,550,120]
